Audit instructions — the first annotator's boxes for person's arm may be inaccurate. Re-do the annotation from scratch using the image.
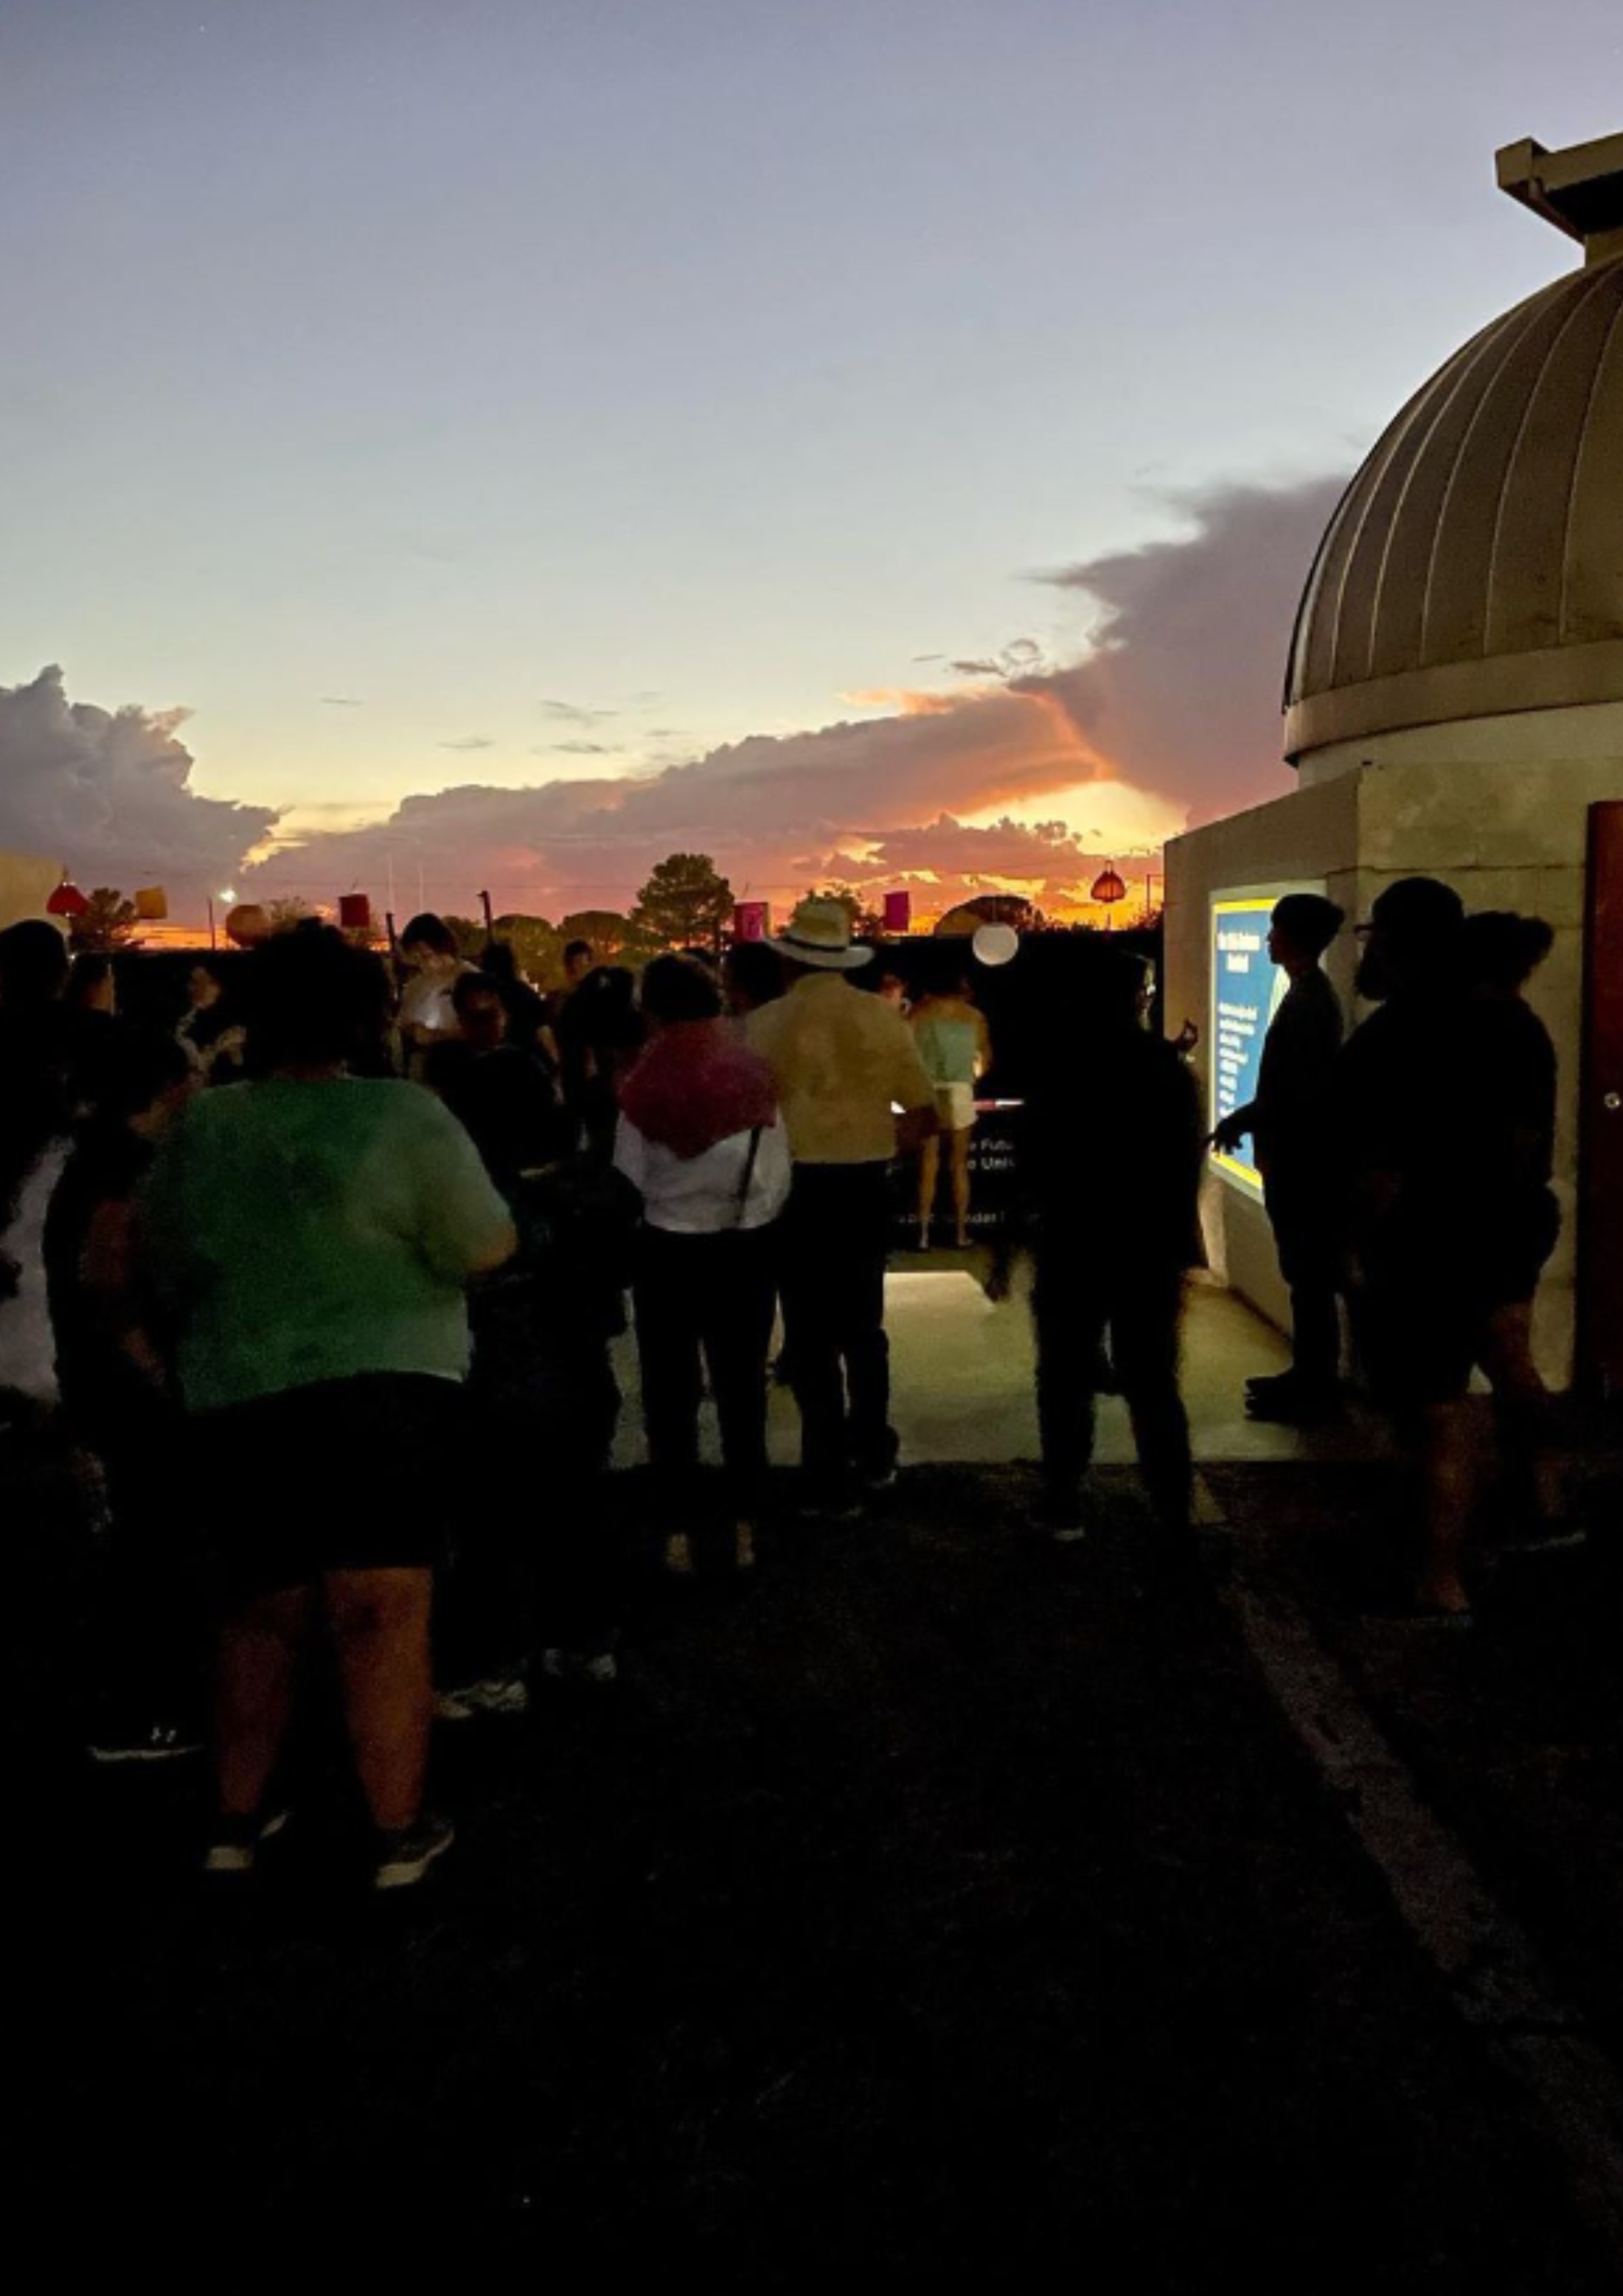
[889,1021,940,1157]
[611,1113,649,1204]
[1211,1098,1255,1153]
[82,1195,171,1391]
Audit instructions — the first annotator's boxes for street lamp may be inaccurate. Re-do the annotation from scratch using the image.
[208,888,237,952]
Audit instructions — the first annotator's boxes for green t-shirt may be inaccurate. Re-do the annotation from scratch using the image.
[144,1077,514,1414]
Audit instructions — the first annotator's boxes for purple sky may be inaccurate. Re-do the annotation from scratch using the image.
[1,0,1615,919]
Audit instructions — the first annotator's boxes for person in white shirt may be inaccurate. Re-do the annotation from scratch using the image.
[615,955,789,1576]
[397,913,474,1079]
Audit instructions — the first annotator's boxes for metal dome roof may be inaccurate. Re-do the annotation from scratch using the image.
[1285,132,1623,759]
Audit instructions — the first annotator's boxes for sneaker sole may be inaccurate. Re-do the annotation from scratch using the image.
[88,1742,204,1765]
[374,1825,455,1893]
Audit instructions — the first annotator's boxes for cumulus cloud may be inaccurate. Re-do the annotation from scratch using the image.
[0,664,276,901]
[9,474,1342,925]
[1024,474,1348,817]
[320,696,365,708]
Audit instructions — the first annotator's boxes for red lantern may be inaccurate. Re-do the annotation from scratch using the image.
[338,893,373,933]
[883,890,912,935]
[732,901,769,942]
[46,878,89,920]
[1090,867,1126,906]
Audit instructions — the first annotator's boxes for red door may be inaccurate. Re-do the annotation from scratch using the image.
[1580,800,1623,1396]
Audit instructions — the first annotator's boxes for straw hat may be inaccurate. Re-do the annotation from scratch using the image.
[765,897,874,971]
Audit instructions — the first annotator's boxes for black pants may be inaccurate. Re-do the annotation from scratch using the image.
[633,1222,779,1527]
[1264,1172,1341,1390]
[444,1291,622,1678]
[779,1163,895,1497]
[1031,1253,1192,1527]
[82,1405,202,1725]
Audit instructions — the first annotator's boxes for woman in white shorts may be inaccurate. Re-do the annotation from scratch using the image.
[910,977,991,1249]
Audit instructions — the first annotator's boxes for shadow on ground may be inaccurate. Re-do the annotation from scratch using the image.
[12,1456,1617,2286]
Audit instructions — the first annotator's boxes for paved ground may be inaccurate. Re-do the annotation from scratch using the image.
[16,1445,1620,2285]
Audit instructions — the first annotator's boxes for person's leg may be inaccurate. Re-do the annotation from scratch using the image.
[213,1585,312,1819]
[782,1172,850,1501]
[1031,1253,1107,1501]
[702,1227,777,1545]
[633,1228,705,1537]
[323,1567,435,1833]
[917,1132,940,1248]
[840,1165,897,1483]
[1262,1177,1340,1399]
[1416,1401,1475,1613]
[1478,1300,1563,1530]
[950,1124,973,1249]
[1111,1272,1194,1532]
[532,1339,624,1657]
[94,1411,205,1738]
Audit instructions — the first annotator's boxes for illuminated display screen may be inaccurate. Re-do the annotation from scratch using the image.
[1210,893,1294,1194]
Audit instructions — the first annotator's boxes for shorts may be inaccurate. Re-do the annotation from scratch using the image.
[1355,1271,1486,1410]
[934,1083,976,1132]
[192,1374,464,1602]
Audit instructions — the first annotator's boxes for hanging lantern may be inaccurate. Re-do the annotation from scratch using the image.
[1090,866,1127,908]
[134,886,169,922]
[732,901,769,942]
[338,893,373,933]
[46,877,89,920]
[882,890,912,935]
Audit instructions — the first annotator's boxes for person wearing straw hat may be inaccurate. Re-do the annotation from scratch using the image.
[750,897,938,1513]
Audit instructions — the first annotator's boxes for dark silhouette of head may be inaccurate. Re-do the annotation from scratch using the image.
[641,953,723,1028]
[240,924,393,1073]
[1268,893,1344,971]
[1461,910,1554,997]
[563,939,594,983]
[1355,876,1465,1003]
[0,920,71,1011]
[722,940,783,1016]
[401,912,459,967]
[452,969,508,1051]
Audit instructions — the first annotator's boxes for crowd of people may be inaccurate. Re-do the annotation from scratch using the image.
[0,873,1567,1892]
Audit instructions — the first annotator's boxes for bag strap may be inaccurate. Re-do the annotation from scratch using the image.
[734,1124,765,1227]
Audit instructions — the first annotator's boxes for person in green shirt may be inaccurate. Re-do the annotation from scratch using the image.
[143,926,515,1892]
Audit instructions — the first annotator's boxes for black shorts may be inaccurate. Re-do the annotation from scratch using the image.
[1356,1265,1487,1410]
[193,1374,464,1602]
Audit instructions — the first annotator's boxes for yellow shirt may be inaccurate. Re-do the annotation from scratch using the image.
[749,973,936,1165]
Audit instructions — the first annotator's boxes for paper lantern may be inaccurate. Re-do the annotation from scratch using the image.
[338,893,373,933]
[972,922,1019,967]
[882,890,912,935]
[732,901,769,942]
[1090,867,1127,907]
[224,903,272,948]
[46,878,88,920]
[134,887,169,922]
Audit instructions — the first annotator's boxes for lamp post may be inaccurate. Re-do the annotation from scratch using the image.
[1143,869,1162,923]
[207,888,237,952]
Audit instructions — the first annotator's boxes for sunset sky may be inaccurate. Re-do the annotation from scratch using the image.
[1,0,1616,927]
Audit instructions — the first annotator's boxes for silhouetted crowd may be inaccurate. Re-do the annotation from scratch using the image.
[0,873,1565,1891]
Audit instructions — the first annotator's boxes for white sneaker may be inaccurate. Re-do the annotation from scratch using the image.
[374,1812,455,1892]
[435,1676,529,1721]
